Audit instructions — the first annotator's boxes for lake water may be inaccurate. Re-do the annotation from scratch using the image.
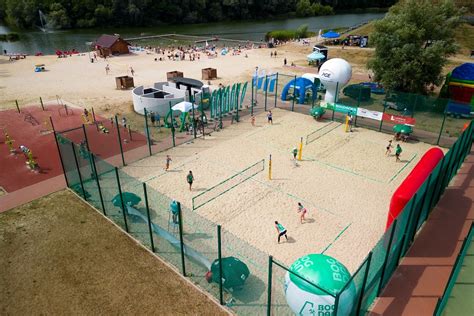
[0,13,384,55]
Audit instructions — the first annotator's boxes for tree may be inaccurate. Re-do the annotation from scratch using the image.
[47,3,70,28]
[296,0,313,17]
[368,0,463,94]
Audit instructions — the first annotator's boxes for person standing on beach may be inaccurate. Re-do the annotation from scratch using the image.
[284,58,287,66]
[165,155,172,171]
[251,114,255,126]
[267,111,273,124]
[130,66,135,76]
[187,171,194,191]
[297,202,308,224]
[105,64,110,75]
[122,117,127,129]
[275,221,288,243]
[150,111,156,126]
[395,144,403,162]
[385,140,393,156]
[292,147,298,160]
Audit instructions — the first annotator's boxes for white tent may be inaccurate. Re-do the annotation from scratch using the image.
[172,101,198,113]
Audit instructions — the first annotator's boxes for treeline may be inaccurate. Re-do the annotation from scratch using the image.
[0,0,396,30]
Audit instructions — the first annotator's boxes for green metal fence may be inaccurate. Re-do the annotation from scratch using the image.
[434,222,474,316]
[258,72,472,149]
[55,110,473,315]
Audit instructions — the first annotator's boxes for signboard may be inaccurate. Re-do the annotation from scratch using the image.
[382,113,416,126]
[321,102,356,114]
[357,108,383,121]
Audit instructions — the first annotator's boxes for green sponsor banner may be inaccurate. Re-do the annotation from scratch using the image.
[322,102,357,114]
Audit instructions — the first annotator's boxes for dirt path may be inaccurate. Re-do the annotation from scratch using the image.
[0,190,227,315]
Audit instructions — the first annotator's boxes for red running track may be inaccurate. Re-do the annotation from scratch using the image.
[0,104,147,193]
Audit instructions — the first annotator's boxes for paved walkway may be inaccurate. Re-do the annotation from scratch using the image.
[370,145,474,315]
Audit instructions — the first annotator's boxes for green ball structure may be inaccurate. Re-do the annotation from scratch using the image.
[284,254,356,315]
[310,107,326,119]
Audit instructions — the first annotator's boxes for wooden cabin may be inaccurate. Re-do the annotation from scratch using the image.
[94,34,130,57]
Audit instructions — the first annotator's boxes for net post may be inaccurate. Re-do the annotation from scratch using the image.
[144,108,152,156]
[291,75,296,111]
[264,75,268,111]
[267,255,273,316]
[378,219,397,295]
[114,115,126,166]
[437,110,447,145]
[114,167,129,232]
[251,80,255,116]
[274,73,279,108]
[217,225,224,305]
[356,252,372,315]
[91,154,106,215]
[379,100,386,132]
[40,97,45,111]
[191,94,197,139]
[177,201,186,276]
[71,142,87,201]
[268,154,272,180]
[53,132,69,187]
[143,183,155,252]
[298,137,303,161]
[15,100,20,113]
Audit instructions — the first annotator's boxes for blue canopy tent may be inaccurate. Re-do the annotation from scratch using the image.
[321,30,340,39]
[281,77,318,104]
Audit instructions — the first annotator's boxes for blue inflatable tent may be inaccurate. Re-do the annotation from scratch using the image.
[281,77,318,104]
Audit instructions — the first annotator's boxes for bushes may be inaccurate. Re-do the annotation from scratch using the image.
[265,24,315,41]
[295,0,334,17]
[0,32,19,41]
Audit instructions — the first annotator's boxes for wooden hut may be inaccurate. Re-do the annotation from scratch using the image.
[94,34,130,57]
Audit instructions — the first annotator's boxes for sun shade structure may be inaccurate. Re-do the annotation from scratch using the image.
[393,124,413,134]
[321,30,340,39]
[307,51,326,62]
[172,101,199,113]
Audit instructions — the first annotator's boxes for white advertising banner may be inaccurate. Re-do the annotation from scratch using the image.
[357,108,383,121]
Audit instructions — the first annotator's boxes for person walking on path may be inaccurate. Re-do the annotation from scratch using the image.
[105,64,110,75]
[284,57,287,66]
[130,66,135,76]
[275,221,288,243]
[165,155,172,171]
[385,140,393,156]
[267,111,273,124]
[297,202,308,224]
[150,111,156,126]
[187,171,194,191]
[395,144,403,162]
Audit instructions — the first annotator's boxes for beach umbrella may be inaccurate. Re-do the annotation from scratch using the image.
[321,30,340,39]
[172,101,198,113]
[208,257,250,289]
[310,107,326,118]
[393,124,413,134]
[112,192,141,207]
[307,51,326,62]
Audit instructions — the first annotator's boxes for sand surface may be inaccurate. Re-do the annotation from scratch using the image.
[123,108,440,272]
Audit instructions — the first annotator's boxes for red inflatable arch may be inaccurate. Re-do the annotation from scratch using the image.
[386,147,444,230]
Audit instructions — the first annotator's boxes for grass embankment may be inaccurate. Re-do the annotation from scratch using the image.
[0,190,225,315]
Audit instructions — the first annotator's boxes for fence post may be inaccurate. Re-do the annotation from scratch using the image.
[53,132,70,188]
[356,252,372,316]
[144,108,152,156]
[378,220,397,295]
[429,159,447,211]
[402,193,418,254]
[264,75,268,112]
[436,111,447,145]
[177,201,186,276]
[91,154,106,216]
[39,97,45,111]
[82,124,91,152]
[291,75,296,111]
[377,101,386,132]
[143,183,155,252]
[168,102,176,147]
[251,78,254,109]
[114,167,129,232]
[71,142,87,201]
[15,100,20,113]
[217,225,224,305]
[267,255,273,316]
[274,73,279,108]
[114,115,126,166]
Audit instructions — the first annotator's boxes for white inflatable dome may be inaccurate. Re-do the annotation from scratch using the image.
[318,58,352,104]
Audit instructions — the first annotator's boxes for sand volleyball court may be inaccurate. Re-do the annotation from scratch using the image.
[123,108,438,272]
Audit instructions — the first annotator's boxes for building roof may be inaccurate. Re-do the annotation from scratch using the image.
[95,34,129,48]
[170,77,204,89]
